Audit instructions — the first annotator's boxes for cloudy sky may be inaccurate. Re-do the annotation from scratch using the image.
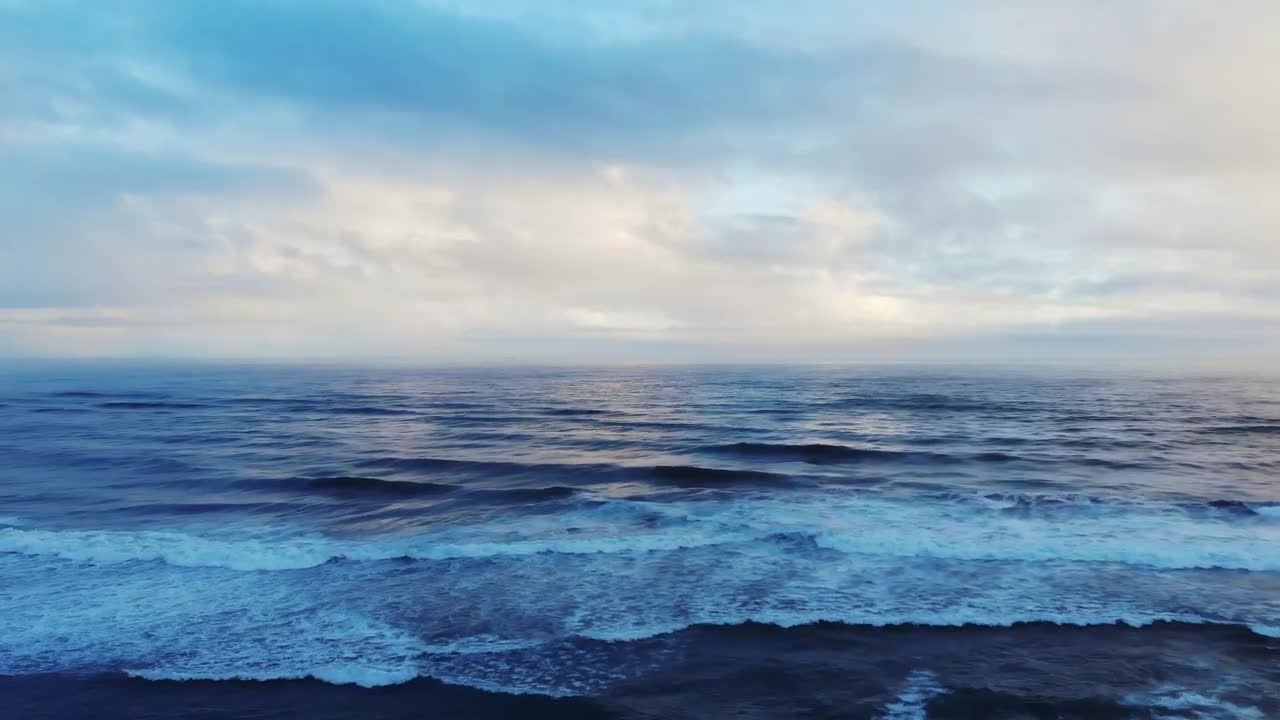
[3,1,1278,364]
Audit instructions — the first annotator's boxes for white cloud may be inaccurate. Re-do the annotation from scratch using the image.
[3,0,1279,363]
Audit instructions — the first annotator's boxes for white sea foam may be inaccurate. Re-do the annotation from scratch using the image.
[0,524,745,570]
[1124,685,1267,720]
[3,489,1279,696]
[809,526,1280,571]
[420,636,548,655]
[113,607,432,688]
[1253,505,1280,521]
[1246,622,1280,638]
[877,670,944,720]
[573,610,1259,644]
[91,610,1280,695]
[2,490,1278,572]
[128,663,422,688]
[0,527,337,570]
[4,579,1275,697]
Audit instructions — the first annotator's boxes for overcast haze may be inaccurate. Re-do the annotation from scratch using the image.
[3,0,1279,364]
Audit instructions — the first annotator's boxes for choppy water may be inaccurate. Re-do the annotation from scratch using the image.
[2,362,1278,719]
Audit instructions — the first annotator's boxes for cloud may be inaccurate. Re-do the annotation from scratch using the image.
[2,0,1278,363]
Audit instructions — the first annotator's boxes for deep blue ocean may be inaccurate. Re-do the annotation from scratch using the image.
[1,362,1278,719]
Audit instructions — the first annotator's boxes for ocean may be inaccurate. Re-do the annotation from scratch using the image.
[1,362,1277,719]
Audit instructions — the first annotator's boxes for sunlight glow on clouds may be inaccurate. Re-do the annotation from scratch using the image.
[2,0,1278,362]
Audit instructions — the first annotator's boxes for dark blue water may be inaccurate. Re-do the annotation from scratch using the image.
[2,362,1278,719]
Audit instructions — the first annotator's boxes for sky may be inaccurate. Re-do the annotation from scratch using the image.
[3,0,1278,364]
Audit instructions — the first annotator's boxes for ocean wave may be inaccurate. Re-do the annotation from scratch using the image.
[215,398,420,416]
[1072,456,1150,470]
[1203,499,1262,516]
[50,390,170,399]
[4,524,1277,698]
[415,414,549,427]
[218,396,311,405]
[645,464,793,487]
[1121,685,1271,720]
[927,688,1134,720]
[359,456,531,474]
[317,406,419,416]
[126,501,297,517]
[126,665,422,688]
[1197,424,1280,435]
[700,442,942,464]
[970,451,1021,462]
[108,618,1279,693]
[878,669,943,720]
[1255,505,1280,521]
[358,455,800,488]
[0,527,340,571]
[961,494,1279,519]
[467,486,579,503]
[4,488,1279,571]
[542,407,611,417]
[303,476,459,497]
[696,442,1151,471]
[806,528,1278,571]
[0,523,743,570]
[293,476,582,504]
[826,393,1041,414]
[96,401,209,410]
[564,616,1280,653]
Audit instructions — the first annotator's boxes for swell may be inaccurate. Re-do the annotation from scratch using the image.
[49,391,171,399]
[645,464,792,487]
[303,476,458,497]
[310,406,418,417]
[1202,499,1264,516]
[953,493,1278,519]
[698,442,1147,470]
[358,456,797,488]
[253,476,579,504]
[825,393,1045,414]
[97,401,208,410]
[125,501,305,517]
[541,407,612,417]
[227,399,419,416]
[701,442,946,464]
[1198,424,1280,435]
[359,456,533,474]
[468,486,578,502]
